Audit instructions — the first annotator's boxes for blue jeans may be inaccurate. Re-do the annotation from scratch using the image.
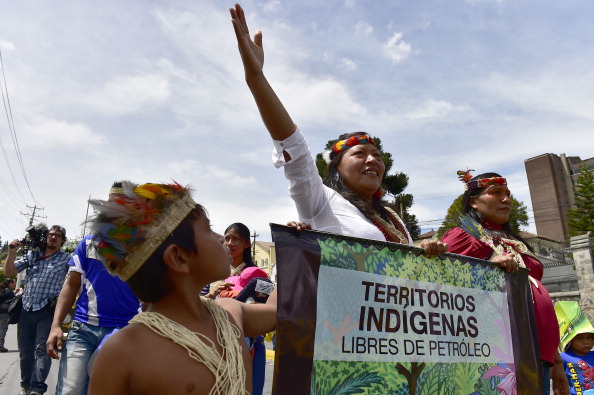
[55,320,117,395]
[251,336,266,395]
[17,305,54,393]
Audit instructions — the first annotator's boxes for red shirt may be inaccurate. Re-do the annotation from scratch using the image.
[442,226,559,364]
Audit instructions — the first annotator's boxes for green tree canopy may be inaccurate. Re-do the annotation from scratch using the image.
[314,136,420,238]
[436,193,529,239]
[567,164,594,243]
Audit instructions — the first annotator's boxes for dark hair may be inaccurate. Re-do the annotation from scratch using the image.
[323,132,390,223]
[50,225,66,239]
[224,223,255,267]
[126,206,204,303]
[461,172,532,251]
[0,278,15,290]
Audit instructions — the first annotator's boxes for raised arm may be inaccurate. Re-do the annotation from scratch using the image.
[4,239,23,277]
[217,287,277,337]
[230,3,296,141]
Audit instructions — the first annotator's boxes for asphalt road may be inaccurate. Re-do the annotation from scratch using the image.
[0,325,59,394]
[0,325,275,395]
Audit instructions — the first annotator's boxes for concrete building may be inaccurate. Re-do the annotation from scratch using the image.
[524,153,594,242]
[519,231,577,293]
[253,240,276,282]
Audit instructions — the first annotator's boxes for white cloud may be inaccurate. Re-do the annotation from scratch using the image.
[355,21,373,37]
[406,100,458,119]
[167,160,259,190]
[340,58,357,71]
[383,32,411,64]
[465,0,504,4]
[20,116,107,149]
[278,76,365,125]
[85,74,170,116]
[344,0,357,9]
[482,70,594,120]
[1,0,593,244]
[0,40,15,50]
[263,1,282,13]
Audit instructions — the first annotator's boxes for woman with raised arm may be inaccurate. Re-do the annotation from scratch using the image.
[230,4,445,255]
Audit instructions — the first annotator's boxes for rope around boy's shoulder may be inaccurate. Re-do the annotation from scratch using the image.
[130,301,249,395]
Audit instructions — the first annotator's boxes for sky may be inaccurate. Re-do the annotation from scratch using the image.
[0,0,592,245]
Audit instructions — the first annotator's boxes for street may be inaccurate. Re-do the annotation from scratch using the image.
[0,326,59,394]
[0,325,274,395]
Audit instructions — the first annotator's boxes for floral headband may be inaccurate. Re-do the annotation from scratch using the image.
[323,133,377,164]
[333,133,375,153]
[457,169,507,191]
[88,181,196,281]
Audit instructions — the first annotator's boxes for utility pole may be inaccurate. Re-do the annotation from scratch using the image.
[82,195,91,237]
[251,230,259,263]
[20,204,46,227]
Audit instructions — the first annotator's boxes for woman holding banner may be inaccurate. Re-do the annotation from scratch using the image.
[230,4,445,256]
[440,170,568,395]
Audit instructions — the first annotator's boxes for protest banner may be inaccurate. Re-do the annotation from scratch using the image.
[271,224,542,395]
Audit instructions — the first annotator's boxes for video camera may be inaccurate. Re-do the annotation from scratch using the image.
[20,223,49,252]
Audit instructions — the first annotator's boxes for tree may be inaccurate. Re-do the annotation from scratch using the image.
[0,241,8,262]
[436,193,529,239]
[315,136,421,238]
[567,164,594,243]
[384,194,421,239]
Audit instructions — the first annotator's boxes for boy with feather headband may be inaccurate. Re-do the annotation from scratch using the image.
[87,181,276,395]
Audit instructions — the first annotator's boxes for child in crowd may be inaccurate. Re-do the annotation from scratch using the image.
[556,301,594,395]
[86,182,277,395]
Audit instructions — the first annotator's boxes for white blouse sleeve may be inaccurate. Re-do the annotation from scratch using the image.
[271,128,330,224]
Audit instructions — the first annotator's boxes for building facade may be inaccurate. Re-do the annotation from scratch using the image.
[252,241,276,282]
[524,153,594,242]
[519,231,577,293]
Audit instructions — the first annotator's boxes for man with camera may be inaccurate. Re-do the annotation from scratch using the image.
[4,225,71,395]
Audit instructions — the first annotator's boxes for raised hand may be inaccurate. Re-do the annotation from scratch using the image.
[230,4,264,79]
[230,3,295,141]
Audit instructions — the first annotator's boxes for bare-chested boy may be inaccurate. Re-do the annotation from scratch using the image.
[87,182,276,395]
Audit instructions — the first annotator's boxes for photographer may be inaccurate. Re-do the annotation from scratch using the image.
[4,225,71,395]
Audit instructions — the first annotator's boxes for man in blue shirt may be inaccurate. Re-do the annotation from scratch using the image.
[5,225,71,395]
[46,182,141,395]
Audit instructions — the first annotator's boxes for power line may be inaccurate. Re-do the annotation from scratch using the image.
[0,174,25,212]
[0,48,36,204]
[0,125,26,203]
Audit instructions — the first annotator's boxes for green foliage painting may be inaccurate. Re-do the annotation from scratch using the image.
[317,238,505,291]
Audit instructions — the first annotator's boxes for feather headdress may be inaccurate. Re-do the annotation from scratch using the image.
[457,169,507,191]
[88,181,196,281]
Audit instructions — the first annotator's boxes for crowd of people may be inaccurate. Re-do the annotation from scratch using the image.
[0,3,588,395]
